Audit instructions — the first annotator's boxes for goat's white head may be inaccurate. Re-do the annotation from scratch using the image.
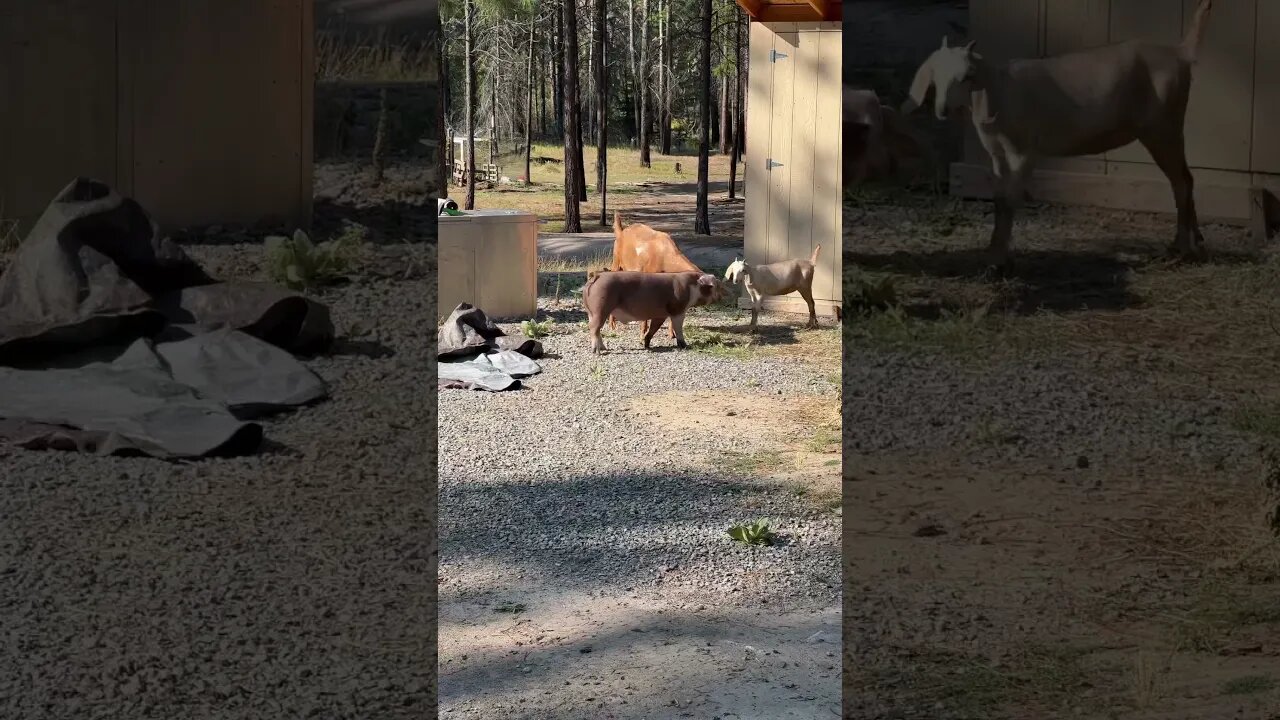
[724,258,748,284]
[902,37,982,121]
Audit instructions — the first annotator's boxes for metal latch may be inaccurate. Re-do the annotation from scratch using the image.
[766,159,784,170]
[770,49,788,62]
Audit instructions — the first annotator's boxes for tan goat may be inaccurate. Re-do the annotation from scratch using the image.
[901,0,1215,273]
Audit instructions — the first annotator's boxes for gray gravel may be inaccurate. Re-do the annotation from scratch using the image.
[438,303,842,609]
[0,242,437,719]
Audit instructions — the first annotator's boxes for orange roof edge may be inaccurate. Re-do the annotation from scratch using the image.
[734,0,842,22]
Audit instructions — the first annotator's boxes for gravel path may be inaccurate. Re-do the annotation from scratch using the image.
[438,302,841,718]
[0,242,437,719]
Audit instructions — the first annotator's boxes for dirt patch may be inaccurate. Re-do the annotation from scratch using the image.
[625,390,841,510]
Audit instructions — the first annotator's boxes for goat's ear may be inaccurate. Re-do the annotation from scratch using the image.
[697,273,716,286]
[964,40,977,53]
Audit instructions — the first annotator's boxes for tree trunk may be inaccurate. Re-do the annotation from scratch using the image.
[595,0,608,225]
[436,12,448,197]
[553,4,564,138]
[660,0,672,154]
[562,0,583,233]
[638,0,651,166]
[695,0,711,235]
[628,0,638,146]
[729,5,743,200]
[489,64,498,170]
[464,0,477,210]
[719,76,730,155]
[525,8,536,186]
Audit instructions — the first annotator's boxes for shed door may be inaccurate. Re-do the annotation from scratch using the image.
[745,22,840,306]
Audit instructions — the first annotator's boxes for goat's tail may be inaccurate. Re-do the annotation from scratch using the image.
[612,210,623,235]
[1181,0,1213,62]
[809,244,822,266]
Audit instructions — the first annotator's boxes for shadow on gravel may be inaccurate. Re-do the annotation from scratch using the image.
[326,337,396,359]
[313,198,435,245]
[701,323,801,346]
[440,472,780,589]
[848,247,1142,313]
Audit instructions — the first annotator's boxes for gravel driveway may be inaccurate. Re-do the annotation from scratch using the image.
[438,302,842,718]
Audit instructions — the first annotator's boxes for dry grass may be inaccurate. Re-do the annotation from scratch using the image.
[450,144,737,231]
[315,31,435,82]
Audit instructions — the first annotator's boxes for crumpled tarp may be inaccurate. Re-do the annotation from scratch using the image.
[439,349,543,391]
[438,303,543,359]
[438,304,545,392]
[0,178,334,458]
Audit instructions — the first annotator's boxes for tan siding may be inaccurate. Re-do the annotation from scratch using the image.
[815,28,841,303]
[786,29,818,281]
[0,1,118,230]
[766,30,797,267]
[744,21,774,275]
[1253,0,1280,173]
[130,0,307,230]
[1181,0,1254,171]
[0,0,311,233]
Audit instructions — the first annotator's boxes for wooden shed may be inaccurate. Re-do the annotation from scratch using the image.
[0,0,315,235]
[952,0,1279,239]
[736,0,843,319]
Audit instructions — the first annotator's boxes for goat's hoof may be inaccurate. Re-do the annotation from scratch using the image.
[676,341,688,349]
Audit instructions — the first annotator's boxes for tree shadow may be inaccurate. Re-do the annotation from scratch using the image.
[324,337,396,359]
[849,246,1143,314]
[313,197,436,245]
[701,323,802,347]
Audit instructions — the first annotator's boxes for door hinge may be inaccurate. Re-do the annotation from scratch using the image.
[766,158,783,170]
[770,49,788,62]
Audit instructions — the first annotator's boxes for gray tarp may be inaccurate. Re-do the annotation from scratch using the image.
[437,303,545,392]
[438,349,543,391]
[0,178,334,458]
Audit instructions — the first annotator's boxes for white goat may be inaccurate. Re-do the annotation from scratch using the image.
[901,0,1214,273]
[724,245,822,332]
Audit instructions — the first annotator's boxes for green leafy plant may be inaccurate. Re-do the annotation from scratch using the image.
[264,228,362,290]
[521,318,553,338]
[849,272,898,312]
[728,520,776,546]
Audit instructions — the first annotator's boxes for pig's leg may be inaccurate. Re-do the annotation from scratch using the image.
[588,312,607,354]
[642,317,666,350]
[670,314,688,349]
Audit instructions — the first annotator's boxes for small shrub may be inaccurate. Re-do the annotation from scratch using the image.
[521,318,553,338]
[728,520,776,546]
[264,228,363,290]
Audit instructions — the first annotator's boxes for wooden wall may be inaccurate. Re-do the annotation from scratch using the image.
[0,0,313,234]
[957,0,1280,226]
[744,21,842,315]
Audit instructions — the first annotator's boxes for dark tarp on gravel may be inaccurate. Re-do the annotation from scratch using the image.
[438,303,544,391]
[0,178,334,458]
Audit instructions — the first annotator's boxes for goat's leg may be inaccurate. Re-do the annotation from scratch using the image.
[1140,133,1205,260]
[798,283,818,329]
[986,156,1033,277]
